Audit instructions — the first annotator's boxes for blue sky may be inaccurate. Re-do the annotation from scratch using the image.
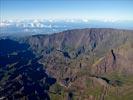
[0,0,133,21]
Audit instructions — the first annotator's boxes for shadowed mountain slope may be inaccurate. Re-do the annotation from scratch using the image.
[0,39,56,100]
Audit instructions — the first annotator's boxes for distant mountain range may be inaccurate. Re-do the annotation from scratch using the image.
[0,19,133,37]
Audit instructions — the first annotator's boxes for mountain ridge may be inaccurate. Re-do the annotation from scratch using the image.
[0,28,133,100]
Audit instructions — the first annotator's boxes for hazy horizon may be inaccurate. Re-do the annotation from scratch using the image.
[1,0,133,21]
[1,0,133,36]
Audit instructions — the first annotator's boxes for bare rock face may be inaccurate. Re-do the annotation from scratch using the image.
[26,28,133,74]
[1,28,133,100]
[25,28,133,100]
[27,28,133,58]
[92,42,133,75]
[92,50,121,75]
[25,28,133,88]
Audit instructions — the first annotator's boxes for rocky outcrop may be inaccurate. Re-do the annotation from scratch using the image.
[92,42,133,75]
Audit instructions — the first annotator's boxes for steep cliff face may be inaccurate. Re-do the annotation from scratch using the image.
[92,42,133,75]
[26,28,133,75]
[24,28,133,100]
[27,28,133,55]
